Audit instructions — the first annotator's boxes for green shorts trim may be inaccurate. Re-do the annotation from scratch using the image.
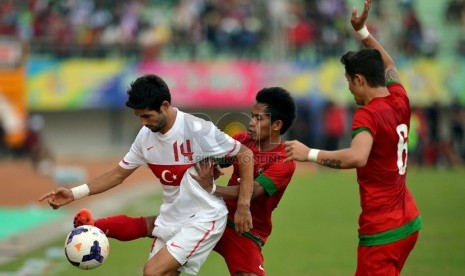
[227,220,264,248]
[358,215,422,246]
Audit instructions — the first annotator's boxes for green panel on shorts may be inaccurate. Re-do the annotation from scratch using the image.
[227,220,264,248]
[358,215,422,246]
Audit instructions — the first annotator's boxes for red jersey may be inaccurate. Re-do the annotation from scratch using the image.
[224,132,296,245]
[352,82,421,244]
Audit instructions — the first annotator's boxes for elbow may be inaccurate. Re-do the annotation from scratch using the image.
[349,155,368,168]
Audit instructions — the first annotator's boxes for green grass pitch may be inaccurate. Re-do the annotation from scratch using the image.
[1,166,464,275]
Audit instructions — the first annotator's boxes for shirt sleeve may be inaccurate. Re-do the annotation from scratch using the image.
[352,108,377,139]
[387,81,406,95]
[388,82,410,106]
[193,120,241,159]
[256,160,295,196]
[119,129,147,169]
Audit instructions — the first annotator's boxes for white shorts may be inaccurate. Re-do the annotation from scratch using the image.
[149,216,227,275]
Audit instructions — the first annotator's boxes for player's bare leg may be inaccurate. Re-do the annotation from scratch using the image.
[143,246,181,276]
[144,216,156,236]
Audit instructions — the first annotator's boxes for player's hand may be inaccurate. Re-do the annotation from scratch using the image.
[284,140,310,162]
[190,159,215,193]
[212,162,224,180]
[351,0,371,31]
[38,187,74,209]
[234,204,252,233]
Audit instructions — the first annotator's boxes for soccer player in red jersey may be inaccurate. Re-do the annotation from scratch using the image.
[284,0,422,275]
[193,87,297,275]
[73,87,297,276]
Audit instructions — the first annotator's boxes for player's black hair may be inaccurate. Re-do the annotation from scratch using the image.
[256,87,296,134]
[340,48,385,87]
[126,74,171,111]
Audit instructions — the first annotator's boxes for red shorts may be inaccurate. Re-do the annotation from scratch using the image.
[214,226,265,276]
[356,231,419,276]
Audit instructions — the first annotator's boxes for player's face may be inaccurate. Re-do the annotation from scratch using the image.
[248,103,272,143]
[134,108,167,133]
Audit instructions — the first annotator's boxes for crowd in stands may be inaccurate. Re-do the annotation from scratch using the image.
[445,0,465,23]
[445,0,465,57]
[0,0,459,60]
[0,0,464,168]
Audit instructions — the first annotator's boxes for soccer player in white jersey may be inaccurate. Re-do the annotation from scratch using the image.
[39,74,254,276]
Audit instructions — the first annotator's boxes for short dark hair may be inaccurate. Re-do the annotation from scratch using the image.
[340,48,385,87]
[256,87,296,134]
[126,74,171,111]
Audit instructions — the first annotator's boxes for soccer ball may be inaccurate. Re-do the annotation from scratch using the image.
[64,225,110,270]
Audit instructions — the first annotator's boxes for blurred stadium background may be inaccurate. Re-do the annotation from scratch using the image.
[1,0,465,163]
[0,0,465,275]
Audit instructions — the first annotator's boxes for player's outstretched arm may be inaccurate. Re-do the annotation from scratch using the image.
[351,0,401,84]
[39,165,136,209]
[284,131,373,169]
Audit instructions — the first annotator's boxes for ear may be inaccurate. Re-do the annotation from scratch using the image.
[354,74,365,86]
[272,120,283,132]
[160,101,170,111]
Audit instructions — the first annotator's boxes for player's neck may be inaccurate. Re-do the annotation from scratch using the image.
[256,135,282,152]
[365,87,390,104]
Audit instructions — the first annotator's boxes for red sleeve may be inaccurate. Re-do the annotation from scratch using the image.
[387,82,408,98]
[352,108,377,139]
[263,160,295,191]
[388,83,410,110]
[257,159,295,196]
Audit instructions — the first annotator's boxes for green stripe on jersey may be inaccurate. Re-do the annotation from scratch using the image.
[256,174,277,196]
[358,215,422,246]
[386,80,399,86]
[352,127,371,138]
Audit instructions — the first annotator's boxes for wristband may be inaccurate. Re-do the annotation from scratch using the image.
[210,183,217,195]
[307,149,320,162]
[71,184,90,200]
[356,25,370,40]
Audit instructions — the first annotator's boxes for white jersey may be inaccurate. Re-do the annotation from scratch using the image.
[119,109,239,227]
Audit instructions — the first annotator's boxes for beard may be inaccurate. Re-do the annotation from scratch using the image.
[148,125,163,132]
[147,114,167,133]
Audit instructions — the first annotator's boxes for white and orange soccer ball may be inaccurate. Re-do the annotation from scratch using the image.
[64,225,110,270]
